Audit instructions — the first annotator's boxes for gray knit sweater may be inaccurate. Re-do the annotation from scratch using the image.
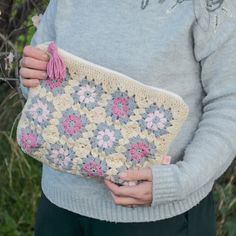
[21,0,236,222]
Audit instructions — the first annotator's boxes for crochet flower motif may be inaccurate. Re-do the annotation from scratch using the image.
[124,136,156,165]
[106,90,136,123]
[72,77,103,109]
[17,128,43,153]
[58,108,88,139]
[26,96,54,127]
[80,155,108,177]
[42,69,70,96]
[90,123,122,154]
[139,104,173,137]
[46,143,75,170]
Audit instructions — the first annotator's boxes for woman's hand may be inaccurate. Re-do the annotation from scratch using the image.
[104,168,153,208]
[19,45,49,88]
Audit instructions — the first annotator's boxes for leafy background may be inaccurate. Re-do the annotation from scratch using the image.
[0,1,235,235]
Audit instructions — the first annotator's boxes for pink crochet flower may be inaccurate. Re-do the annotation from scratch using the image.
[145,111,167,131]
[63,114,82,135]
[83,161,103,177]
[97,128,115,148]
[21,132,38,152]
[29,100,50,123]
[129,142,150,161]
[51,148,71,166]
[78,84,96,104]
[112,97,129,117]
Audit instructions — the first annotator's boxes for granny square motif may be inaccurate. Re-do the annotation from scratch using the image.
[17,42,189,184]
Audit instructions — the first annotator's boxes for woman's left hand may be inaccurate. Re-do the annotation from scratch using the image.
[104,168,153,208]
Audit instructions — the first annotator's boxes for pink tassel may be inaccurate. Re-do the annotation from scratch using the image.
[47,42,66,81]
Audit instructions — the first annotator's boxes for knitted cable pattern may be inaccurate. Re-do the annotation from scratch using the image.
[17,42,189,184]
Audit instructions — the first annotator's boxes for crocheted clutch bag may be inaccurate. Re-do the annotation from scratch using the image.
[17,42,189,184]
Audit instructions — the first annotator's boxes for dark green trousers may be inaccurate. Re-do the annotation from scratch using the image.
[35,191,216,236]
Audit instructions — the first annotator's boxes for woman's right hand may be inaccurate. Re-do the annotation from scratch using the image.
[19,45,49,88]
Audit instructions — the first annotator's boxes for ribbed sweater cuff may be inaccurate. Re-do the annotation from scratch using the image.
[151,164,180,207]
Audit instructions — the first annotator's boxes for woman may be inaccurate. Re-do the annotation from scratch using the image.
[19,0,236,235]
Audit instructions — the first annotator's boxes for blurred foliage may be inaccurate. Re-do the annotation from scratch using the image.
[0,0,235,236]
[0,1,49,235]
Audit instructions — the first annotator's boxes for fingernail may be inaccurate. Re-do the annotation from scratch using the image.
[119,172,127,178]
[128,181,137,186]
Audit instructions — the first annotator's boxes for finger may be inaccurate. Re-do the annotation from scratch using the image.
[21,57,48,71]
[104,180,152,200]
[20,67,47,80]
[21,78,40,87]
[110,192,148,206]
[104,180,132,196]
[120,181,138,186]
[23,45,49,61]
[119,168,152,182]
[104,180,137,198]
[127,181,138,186]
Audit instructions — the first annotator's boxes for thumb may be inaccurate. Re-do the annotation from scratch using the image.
[119,168,152,182]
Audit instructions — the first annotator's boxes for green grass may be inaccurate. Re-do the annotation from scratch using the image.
[214,162,236,236]
[0,1,48,235]
[0,84,235,236]
[0,84,41,236]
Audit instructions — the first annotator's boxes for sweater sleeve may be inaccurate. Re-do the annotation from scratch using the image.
[151,0,236,206]
[19,0,57,99]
